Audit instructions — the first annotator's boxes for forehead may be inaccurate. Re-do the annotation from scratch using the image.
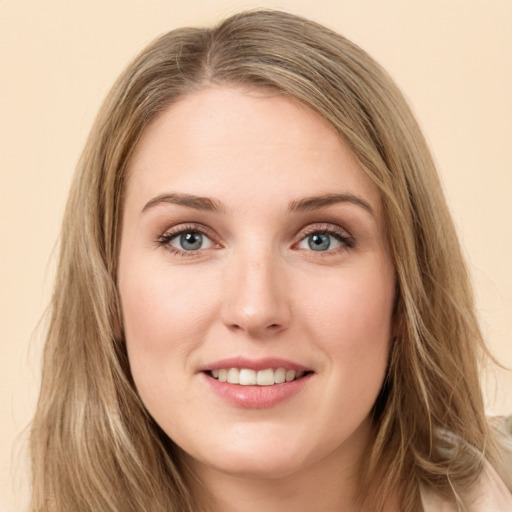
[125,86,381,214]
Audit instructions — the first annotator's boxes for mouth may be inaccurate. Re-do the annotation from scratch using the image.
[201,357,314,407]
[206,367,312,386]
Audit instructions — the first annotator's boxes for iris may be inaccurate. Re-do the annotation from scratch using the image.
[180,232,203,250]
[308,233,331,251]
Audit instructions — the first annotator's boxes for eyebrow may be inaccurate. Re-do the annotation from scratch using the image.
[288,193,374,216]
[141,191,374,217]
[141,193,226,214]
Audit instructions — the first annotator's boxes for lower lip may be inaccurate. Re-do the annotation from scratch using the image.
[203,372,313,408]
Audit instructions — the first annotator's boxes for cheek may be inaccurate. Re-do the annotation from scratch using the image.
[119,264,217,413]
[300,261,395,393]
[302,264,394,344]
[120,263,217,353]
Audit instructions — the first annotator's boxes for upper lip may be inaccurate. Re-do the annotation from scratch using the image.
[201,356,312,372]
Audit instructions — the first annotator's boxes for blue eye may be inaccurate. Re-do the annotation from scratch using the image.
[166,230,214,251]
[297,230,350,252]
[307,233,331,251]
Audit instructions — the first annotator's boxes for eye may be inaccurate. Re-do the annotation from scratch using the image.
[159,226,215,253]
[296,227,354,252]
[172,231,212,251]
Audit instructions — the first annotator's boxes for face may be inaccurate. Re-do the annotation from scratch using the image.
[118,86,395,483]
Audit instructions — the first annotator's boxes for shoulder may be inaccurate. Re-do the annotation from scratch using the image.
[489,415,512,490]
[421,461,512,511]
[421,415,512,512]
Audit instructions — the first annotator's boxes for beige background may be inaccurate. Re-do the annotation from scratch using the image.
[1,0,511,509]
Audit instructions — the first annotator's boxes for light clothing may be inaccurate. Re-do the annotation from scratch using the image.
[421,416,512,511]
[421,461,512,511]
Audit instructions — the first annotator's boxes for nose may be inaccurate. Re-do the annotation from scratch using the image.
[220,249,291,338]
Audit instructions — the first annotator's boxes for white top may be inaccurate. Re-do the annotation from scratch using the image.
[422,415,512,511]
[421,461,512,511]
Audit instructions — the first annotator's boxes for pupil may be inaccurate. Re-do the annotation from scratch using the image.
[308,233,330,251]
[180,232,202,250]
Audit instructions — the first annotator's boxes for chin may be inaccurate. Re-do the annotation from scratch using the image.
[183,433,312,480]
[207,452,308,480]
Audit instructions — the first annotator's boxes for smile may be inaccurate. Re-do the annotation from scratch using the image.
[202,357,314,407]
[209,368,307,386]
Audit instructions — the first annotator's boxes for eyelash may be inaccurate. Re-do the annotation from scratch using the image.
[157,224,216,258]
[296,224,355,252]
[156,223,355,257]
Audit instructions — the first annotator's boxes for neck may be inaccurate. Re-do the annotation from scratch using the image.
[193,455,360,512]
[184,420,399,512]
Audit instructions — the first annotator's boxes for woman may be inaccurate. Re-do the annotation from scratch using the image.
[29,9,511,512]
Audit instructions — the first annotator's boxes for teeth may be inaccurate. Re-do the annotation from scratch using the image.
[274,368,286,384]
[239,369,256,385]
[227,368,239,384]
[210,367,307,385]
[256,368,275,386]
[285,370,296,382]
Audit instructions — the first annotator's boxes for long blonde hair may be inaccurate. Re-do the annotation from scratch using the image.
[30,9,499,511]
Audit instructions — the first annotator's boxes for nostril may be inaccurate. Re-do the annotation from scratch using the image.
[228,322,282,332]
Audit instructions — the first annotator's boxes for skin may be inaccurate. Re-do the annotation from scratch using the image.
[118,86,397,512]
